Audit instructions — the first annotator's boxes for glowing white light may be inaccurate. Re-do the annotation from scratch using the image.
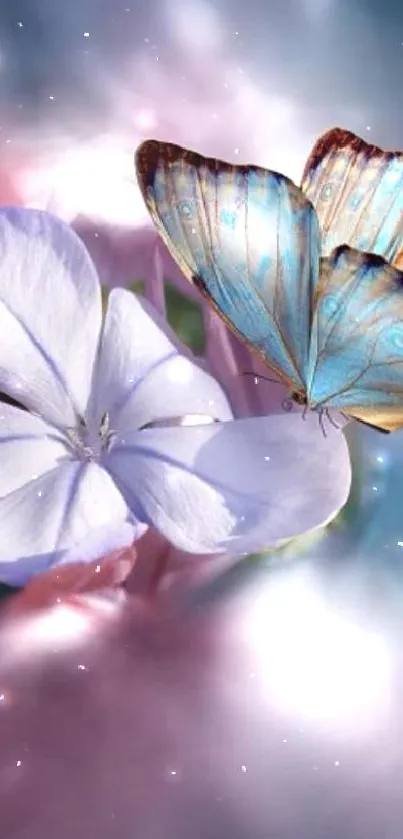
[21,137,149,226]
[244,572,392,733]
[166,0,223,51]
[134,109,156,131]
[0,590,125,667]
[179,414,216,426]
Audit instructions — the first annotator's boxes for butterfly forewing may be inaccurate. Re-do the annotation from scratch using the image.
[136,139,321,392]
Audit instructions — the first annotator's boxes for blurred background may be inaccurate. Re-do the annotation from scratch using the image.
[1,0,403,220]
[1,1,403,838]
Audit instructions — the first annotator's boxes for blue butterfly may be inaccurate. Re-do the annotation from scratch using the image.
[135,129,403,432]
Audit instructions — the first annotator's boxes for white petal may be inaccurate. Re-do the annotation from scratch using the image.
[0,403,72,496]
[58,521,143,568]
[0,461,138,586]
[0,208,102,426]
[104,413,351,554]
[92,289,232,430]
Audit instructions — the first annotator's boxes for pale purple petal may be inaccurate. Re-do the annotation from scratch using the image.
[56,521,142,569]
[104,412,351,554]
[0,403,72,495]
[91,289,232,430]
[0,208,102,427]
[0,461,138,586]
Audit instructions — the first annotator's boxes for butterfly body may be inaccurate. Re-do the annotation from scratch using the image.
[136,131,403,433]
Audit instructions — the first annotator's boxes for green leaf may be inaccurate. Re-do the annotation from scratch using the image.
[128,279,146,295]
[164,282,205,355]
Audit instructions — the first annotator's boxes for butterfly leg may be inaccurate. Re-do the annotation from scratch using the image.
[318,408,328,438]
[325,408,342,430]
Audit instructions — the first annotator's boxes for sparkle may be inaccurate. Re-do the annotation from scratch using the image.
[241,764,247,773]
[376,456,384,463]
[373,486,378,492]
[77,664,87,671]
[83,32,90,37]
[17,21,24,28]
[334,760,340,767]
[16,760,22,767]
[397,541,403,547]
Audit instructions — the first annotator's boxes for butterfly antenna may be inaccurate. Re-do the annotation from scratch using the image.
[242,371,283,386]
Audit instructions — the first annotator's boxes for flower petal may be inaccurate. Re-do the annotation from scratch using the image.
[0,461,141,586]
[104,413,351,554]
[0,403,72,496]
[91,289,232,430]
[0,208,102,427]
[6,539,137,614]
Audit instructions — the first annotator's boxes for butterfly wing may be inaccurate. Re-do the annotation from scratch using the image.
[135,139,321,393]
[301,127,403,265]
[307,245,403,431]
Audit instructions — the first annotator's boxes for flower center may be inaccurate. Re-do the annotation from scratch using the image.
[66,413,113,462]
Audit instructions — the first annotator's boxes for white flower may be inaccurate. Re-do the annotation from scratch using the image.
[0,208,350,586]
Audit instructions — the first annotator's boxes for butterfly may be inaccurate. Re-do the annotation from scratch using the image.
[135,128,403,433]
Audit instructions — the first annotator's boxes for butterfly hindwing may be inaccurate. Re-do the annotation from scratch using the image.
[307,246,403,431]
[135,139,321,392]
[301,127,403,266]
